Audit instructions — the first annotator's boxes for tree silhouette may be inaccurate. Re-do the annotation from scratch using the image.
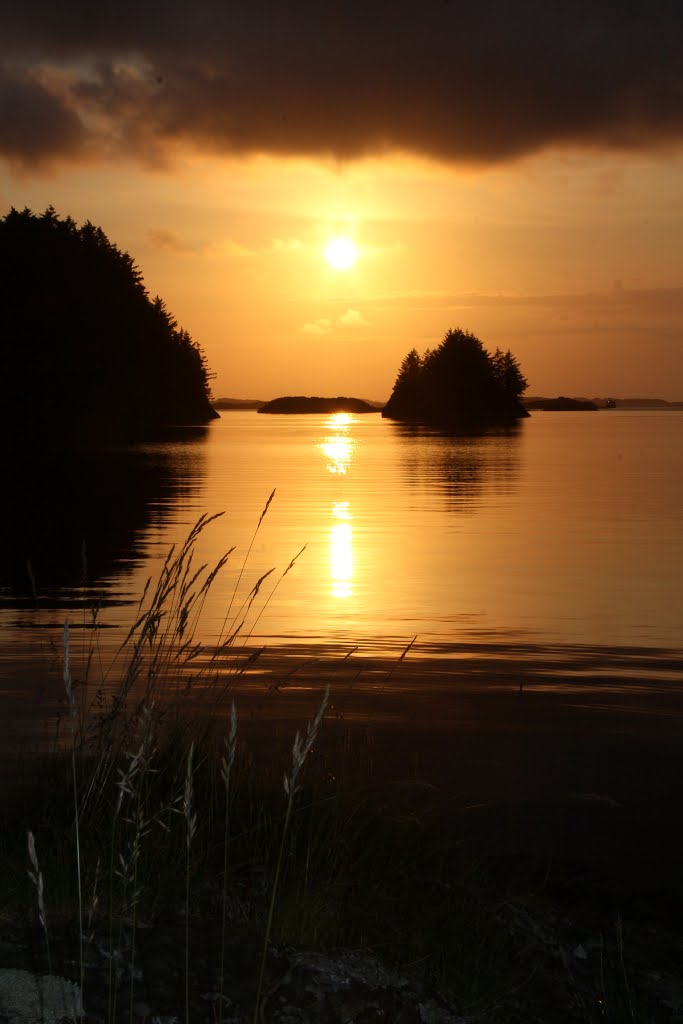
[383,328,529,429]
[0,206,217,446]
[490,347,528,402]
[384,348,424,417]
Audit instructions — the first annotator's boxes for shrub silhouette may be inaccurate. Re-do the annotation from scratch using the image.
[0,206,217,445]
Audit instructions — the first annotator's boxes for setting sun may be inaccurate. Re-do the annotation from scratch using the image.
[324,236,358,271]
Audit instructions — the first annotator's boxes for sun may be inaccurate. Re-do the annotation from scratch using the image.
[324,236,358,271]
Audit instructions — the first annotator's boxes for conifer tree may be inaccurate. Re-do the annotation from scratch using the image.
[0,207,217,446]
[383,328,528,429]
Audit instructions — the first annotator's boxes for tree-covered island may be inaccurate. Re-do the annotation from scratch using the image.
[382,328,529,430]
[0,207,217,446]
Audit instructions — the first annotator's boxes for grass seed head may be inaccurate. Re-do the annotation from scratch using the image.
[220,702,238,788]
[63,621,76,718]
[27,831,47,932]
[284,686,330,795]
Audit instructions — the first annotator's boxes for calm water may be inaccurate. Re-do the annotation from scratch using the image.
[1,409,682,686]
[4,410,682,878]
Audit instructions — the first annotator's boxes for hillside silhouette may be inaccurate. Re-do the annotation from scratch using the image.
[383,328,529,430]
[0,207,217,446]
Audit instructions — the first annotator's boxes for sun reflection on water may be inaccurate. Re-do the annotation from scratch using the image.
[317,417,357,600]
[330,501,353,599]
[318,414,355,474]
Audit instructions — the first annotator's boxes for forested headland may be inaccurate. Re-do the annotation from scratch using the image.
[0,207,217,446]
[382,328,529,430]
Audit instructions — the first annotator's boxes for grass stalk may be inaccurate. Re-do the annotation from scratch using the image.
[218,702,238,1024]
[63,621,85,1016]
[253,686,329,1024]
[27,830,51,975]
[183,741,197,1024]
[213,489,275,658]
[108,727,145,1023]
[616,914,637,1022]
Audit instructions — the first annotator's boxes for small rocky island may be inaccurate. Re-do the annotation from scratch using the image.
[383,328,529,430]
[258,396,381,414]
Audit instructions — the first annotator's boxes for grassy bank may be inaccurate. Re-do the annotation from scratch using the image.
[0,513,676,1022]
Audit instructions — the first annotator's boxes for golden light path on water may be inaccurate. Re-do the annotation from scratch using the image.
[317,414,355,601]
[330,503,353,600]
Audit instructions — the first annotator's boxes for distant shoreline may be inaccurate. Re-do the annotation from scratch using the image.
[214,395,683,415]
[525,396,683,410]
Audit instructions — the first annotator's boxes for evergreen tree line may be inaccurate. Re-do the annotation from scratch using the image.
[0,207,217,445]
[382,328,529,429]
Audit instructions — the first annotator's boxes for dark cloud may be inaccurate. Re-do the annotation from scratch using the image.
[2,1,683,169]
[0,65,84,167]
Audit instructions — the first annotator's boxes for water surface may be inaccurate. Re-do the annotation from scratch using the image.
[3,409,682,878]
[1,409,681,717]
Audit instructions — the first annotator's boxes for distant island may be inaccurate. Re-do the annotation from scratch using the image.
[524,397,598,411]
[1,206,217,446]
[524,396,683,410]
[258,396,381,414]
[606,397,683,409]
[382,328,529,430]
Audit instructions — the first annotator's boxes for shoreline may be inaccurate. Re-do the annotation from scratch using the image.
[4,638,682,887]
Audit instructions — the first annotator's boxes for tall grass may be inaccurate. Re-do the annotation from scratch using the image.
[62,621,84,1016]
[5,502,657,1023]
[14,502,344,1019]
[253,685,329,1024]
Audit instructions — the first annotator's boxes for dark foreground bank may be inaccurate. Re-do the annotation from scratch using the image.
[2,639,682,1022]
[183,640,683,885]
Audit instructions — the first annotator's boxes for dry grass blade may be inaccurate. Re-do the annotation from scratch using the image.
[218,702,238,1024]
[27,831,48,939]
[184,742,197,1024]
[216,489,277,652]
[258,488,276,528]
[255,686,330,1024]
[285,685,330,796]
[243,544,307,644]
[63,620,75,719]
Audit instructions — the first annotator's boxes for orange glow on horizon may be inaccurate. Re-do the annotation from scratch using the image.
[6,150,683,402]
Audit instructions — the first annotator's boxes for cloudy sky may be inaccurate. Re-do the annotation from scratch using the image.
[2,1,683,399]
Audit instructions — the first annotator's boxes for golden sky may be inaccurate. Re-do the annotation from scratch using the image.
[2,3,683,400]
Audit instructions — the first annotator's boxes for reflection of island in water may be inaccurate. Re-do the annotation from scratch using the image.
[392,423,521,512]
[317,414,356,600]
[0,426,209,606]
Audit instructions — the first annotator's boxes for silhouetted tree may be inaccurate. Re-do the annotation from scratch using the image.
[383,328,528,429]
[384,348,424,417]
[0,206,217,446]
[490,347,528,400]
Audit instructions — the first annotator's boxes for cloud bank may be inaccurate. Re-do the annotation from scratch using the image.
[3,1,683,170]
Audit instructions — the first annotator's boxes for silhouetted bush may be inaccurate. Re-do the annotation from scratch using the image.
[0,207,217,445]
